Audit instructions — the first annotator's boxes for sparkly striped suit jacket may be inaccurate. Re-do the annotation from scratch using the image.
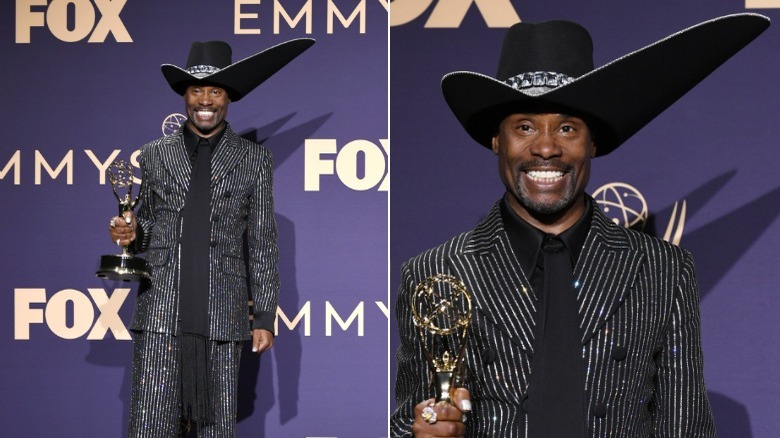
[130,123,279,341]
[392,199,715,437]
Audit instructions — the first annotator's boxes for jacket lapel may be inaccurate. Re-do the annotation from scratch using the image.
[211,125,248,187]
[448,204,538,353]
[158,128,191,194]
[574,205,645,344]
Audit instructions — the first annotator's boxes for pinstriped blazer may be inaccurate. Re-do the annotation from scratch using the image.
[392,199,715,437]
[130,123,279,341]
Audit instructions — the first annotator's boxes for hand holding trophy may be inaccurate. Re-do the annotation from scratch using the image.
[410,274,472,405]
[96,160,150,282]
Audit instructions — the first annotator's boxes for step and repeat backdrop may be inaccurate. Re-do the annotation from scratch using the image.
[391,1,780,437]
[1,1,388,437]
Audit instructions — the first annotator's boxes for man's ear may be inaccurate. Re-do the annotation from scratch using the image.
[491,135,500,155]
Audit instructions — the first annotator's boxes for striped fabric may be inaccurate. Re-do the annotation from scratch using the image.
[132,123,280,340]
[392,199,715,437]
[128,332,242,437]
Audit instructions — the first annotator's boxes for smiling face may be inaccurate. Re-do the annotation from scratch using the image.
[184,84,229,137]
[492,112,596,234]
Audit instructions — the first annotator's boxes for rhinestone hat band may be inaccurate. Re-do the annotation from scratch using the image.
[185,65,222,78]
[505,71,574,90]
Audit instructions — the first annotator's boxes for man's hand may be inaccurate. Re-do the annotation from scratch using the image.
[252,328,274,354]
[109,212,136,247]
[412,387,471,438]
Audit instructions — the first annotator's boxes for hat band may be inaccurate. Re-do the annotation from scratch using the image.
[505,71,574,90]
[185,65,222,78]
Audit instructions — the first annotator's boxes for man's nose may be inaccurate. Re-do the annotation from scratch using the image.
[198,93,213,105]
[530,131,562,159]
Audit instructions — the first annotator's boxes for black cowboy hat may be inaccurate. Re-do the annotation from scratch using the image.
[442,14,769,156]
[162,38,315,102]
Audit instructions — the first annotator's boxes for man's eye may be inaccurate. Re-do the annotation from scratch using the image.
[560,125,574,133]
[517,124,532,131]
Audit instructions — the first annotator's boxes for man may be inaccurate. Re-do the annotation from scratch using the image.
[109,38,313,436]
[392,14,768,437]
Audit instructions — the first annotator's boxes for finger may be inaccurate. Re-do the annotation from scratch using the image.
[414,399,436,417]
[258,336,274,353]
[432,402,465,422]
[412,403,466,437]
[451,387,472,413]
[252,334,264,353]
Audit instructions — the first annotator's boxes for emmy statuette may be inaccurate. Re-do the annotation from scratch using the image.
[96,160,150,282]
[410,274,472,404]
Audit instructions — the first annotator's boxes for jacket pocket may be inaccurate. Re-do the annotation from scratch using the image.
[220,254,247,278]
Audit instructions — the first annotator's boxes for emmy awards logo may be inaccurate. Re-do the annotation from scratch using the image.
[410,274,472,404]
[162,113,187,136]
[96,160,150,282]
[593,182,687,245]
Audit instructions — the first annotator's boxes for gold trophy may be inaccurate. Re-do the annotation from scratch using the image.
[96,160,150,282]
[410,274,472,404]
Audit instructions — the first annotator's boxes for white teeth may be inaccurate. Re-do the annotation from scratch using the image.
[196,110,214,118]
[527,170,564,182]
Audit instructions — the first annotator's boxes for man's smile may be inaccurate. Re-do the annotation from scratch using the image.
[525,169,566,183]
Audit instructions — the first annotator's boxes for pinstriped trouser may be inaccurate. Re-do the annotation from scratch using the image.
[128,331,243,438]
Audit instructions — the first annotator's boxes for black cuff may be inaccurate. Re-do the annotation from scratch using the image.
[252,310,276,334]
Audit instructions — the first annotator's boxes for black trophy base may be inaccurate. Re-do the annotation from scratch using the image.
[96,254,150,282]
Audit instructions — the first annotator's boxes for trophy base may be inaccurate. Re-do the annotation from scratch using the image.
[96,254,150,282]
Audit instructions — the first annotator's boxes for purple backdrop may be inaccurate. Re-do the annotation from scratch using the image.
[390,1,780,437]
[1,1,388,437]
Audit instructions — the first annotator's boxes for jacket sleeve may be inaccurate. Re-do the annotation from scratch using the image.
[133,147,155,254]
[391,261,433,438]
[247,150,280,333]
[652,250,715,437]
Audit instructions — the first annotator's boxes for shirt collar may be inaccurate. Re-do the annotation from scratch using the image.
[183,122,226,158]
[500,194,593,273]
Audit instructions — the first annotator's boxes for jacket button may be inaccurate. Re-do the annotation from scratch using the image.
[223,191,232,198]
[520,395,530,414]
[164,187,172,194]
[211,214,220,222]
[593,402,608,418]
[612,346,628,362]
[209,240,218,247]
[482,347,497,365]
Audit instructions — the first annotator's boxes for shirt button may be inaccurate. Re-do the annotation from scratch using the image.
[223,191,232,198]
[612,346,628,362]
[211,214,220,222]
[209,240,218,248]
[482,347,497,365]
[593,402,608,418]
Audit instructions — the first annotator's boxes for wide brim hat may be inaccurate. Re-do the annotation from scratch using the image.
[162,38,315,102]
[442,14,769,156]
